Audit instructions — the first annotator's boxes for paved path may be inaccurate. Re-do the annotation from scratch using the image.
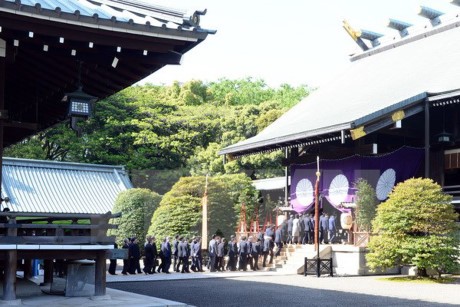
[108,272,460,307]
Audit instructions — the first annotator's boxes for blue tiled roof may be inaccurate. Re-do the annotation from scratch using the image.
[2,0,213,33]
[1,158,133,214]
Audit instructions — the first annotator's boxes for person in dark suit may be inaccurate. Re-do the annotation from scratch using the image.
[238,235,249,271]
[226,235,238,271]
[274,226,282,257]
[287,215,294,244]
[108,242,118,275]
[217,237,226,271]
[208,234,217,272]
[128,237,141,274]
[265,225,275,264]
[121,238,130,275]
[172,235,180,272]
[248,236,260,271]
[320,213,329,244]
[191,237,203,272]
[303,214,312,244]
[281,221,288,244]
[329,213,337,244]
[151,236,158,273]
[178,237,190,273]
[143,236,154,274]
[161,236,172,273]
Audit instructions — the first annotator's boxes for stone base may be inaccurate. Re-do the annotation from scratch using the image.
[332,245,399,276]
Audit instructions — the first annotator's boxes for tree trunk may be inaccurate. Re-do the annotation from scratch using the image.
[417,267,428,277]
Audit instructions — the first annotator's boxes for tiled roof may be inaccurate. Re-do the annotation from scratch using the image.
[1,0,215,36]
[1,158,133,214]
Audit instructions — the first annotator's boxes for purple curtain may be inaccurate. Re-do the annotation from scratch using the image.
[290,147,424,213]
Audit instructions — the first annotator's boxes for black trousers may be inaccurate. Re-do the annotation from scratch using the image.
[179,256,189,272]
[226,254,237,271]
[108,259,117,274]
[129,257,141,274]
[143,257,153,274]
[249,254,259,270]
[238,254,248,271]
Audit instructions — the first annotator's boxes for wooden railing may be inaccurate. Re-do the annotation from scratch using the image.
[0,212,119,246]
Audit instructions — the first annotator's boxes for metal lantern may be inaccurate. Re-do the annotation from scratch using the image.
[65,86,96,118]
[63,86,97,135]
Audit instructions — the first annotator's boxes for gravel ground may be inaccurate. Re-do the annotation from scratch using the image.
[108,274,460,307]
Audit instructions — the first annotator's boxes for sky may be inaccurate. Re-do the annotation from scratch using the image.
[143,0,459,88]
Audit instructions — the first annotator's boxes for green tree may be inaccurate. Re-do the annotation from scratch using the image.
[355,179,378,232]
[148,174,258,243]
[366,178,460,277]
[110,188,162,245]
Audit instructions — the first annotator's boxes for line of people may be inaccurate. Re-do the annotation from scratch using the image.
[207,224,280,272]
[285,212,338,245]
[113,235,204,275]
[110,212,338,276]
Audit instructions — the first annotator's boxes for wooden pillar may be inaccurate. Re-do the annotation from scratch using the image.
[424,99,430,178]
[3,251,17,300]
[3,218,17,301]
[23,259,32,279]
[43,260,54,285]
[0,39,5,204]
[94,251,106,296]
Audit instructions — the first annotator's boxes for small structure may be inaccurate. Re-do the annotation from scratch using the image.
[0,158,133,300]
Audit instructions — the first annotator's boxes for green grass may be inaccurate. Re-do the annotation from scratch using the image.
[378,276,457,284]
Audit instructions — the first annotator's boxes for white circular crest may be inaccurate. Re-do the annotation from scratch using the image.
[328,174,349,205]
[295,178,314,205]
[376,168,396,200]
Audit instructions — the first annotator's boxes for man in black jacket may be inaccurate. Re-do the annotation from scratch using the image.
[172,235,180,272]
[143,236,155,274]
[178,237,190,273]
[108,242,118,275]
[128,237,141,274]
[226,235,238,271]
[121,238,130,275]
[238,236,249,271]
[191,237,203,272]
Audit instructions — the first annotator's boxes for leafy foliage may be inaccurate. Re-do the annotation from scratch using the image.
[109,188,162,245]
[4,79,310,193]
[355,179,378,232]
[148,174,258,243]
[366,178,460,277]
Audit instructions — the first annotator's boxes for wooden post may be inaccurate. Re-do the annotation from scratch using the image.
[94,251,106,296]
[201,175,208,248]
[424,99,430,177]
[23,259,33,279]
[0,39,5,202]
[43,260,54,285]
[3,218,17,301]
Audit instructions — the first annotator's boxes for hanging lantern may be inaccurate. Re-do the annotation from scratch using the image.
[340,212,353,230]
